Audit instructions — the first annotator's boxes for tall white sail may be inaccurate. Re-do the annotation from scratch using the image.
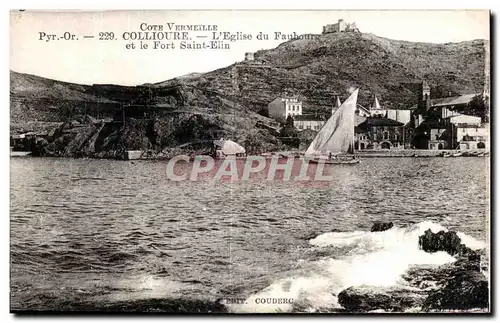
[305,89,358,156]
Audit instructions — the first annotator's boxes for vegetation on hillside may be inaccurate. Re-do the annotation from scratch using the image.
[10,31,488,157]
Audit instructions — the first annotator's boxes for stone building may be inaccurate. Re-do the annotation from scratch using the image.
[449,116,488,150]
[267,96,303,123]
[322,19,360,34]
[245,52,254,61]
[410,80,487,150]
[411,80,477,128]
[356,104,372,118]
[369,95,386,117]
[386,109,411,125]
[363,94,412,124]
[355,117,411,150]
[420,116,487,151]
[293,114,325,131]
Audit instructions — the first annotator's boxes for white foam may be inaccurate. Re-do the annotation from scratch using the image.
[229,221,486,313]
[309,231,367,248]
[457,232,487,250]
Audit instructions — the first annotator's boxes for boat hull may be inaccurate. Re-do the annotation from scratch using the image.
[10,151,32,157]
[308,158,360,165]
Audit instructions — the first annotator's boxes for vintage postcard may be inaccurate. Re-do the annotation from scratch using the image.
[9,9,490,314]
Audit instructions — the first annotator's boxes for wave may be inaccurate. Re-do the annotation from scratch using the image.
[227,221,486,313]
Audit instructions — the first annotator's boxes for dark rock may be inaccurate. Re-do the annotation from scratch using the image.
[338,285,426,312]
[453,251,482,272]
[418,229,472,256]
[402,243,489,313]
[402,265,449,291]
[423,270,489,311]
[301,231,320,240]
[403,249,487,288]
[370,222,394,232]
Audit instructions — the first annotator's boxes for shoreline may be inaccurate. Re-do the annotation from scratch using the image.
[10,149,488,160]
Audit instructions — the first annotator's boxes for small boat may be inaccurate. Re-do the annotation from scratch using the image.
[10,151,32,157]
[476,152,485,157]
[452,152,463,157]
[303,89,360,165]
[212,139,247,159]
[309,158,360,165]
[442,152,451,158]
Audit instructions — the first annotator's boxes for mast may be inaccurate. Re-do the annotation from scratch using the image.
[305,88,359,156]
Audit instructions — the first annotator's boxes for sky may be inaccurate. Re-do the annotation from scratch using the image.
[10,10,490,85]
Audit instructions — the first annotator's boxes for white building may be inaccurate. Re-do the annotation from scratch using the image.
[268,96,303,122]
[448,114,482,126]
[369,95,387,117]
[356,104,372,117]
[455,125,489,150]
[440,114,488,150]
[450,115,487,150]
[294,115,325,131]
[386,109,411,125]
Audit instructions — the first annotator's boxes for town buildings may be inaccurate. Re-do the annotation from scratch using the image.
[355,117,410,150]
[294,96,367,132]
[386,109,411,125]
[356,104,371,118]
[267,96,303,122]
[355,95,412,125]
[273,80,487,152]
[411,81,488,150]
[293,114,325,131]
[369,96,386,117]
[351,95,413,150]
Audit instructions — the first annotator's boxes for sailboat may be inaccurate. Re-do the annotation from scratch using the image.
[305,89,360,165]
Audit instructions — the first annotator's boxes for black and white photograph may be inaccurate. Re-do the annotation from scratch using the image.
[9,8,491,314]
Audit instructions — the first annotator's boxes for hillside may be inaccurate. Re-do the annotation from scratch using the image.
[10,32,488,157]
[155,32,487,114]
[10,71,281,157]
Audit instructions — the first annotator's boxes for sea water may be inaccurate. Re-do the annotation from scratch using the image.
[10,157,489,312]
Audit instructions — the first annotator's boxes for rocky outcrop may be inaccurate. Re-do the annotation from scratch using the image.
[418,229,471,256]
[370,221,394,232]
[337,229,489,313]
[35,113,282,159]
[422,270,488,311]
[402,250,486,290]
[338,285,426,312]
[413,230,489,312]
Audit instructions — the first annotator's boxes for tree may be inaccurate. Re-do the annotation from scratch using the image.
[279,115,297,136]
[466,94,489,123]
[278,115,300,148]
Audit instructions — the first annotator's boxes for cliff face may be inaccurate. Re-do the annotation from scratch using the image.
[10,32,488,157]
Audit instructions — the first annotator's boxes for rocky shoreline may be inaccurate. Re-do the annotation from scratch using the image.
[24,115,281,160]
[336,222,489,313]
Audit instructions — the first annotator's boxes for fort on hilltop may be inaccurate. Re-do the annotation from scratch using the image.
[323,19,360,34]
